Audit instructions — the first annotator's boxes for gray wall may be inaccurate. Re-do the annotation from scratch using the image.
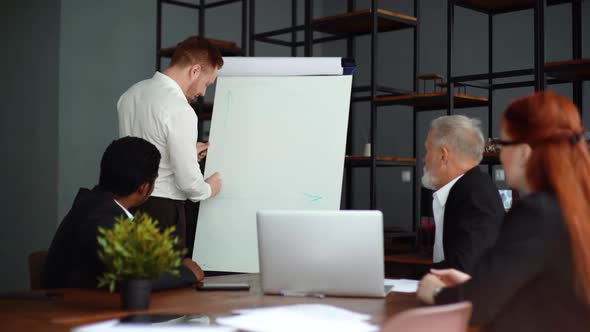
[0,0,60,291]
[0,0,156,291]
[58,0,156,221]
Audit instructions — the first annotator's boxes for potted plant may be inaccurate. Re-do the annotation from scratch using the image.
[97,213,186,310]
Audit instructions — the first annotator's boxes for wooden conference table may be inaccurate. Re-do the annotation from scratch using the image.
[1,273,475,331]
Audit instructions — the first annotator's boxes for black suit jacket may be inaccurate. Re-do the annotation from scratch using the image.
[431,166,505,274]
[44,187,196,290]
[437,192,590,332]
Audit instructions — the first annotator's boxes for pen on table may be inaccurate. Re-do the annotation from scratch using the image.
[280,290,325,299]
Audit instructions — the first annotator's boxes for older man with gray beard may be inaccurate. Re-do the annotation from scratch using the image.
[420,115,504,275]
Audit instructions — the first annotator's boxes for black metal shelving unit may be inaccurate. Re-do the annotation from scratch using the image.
[438,0,588,227]
[249,0,420,243]
[543,0,588,112]
[156,0,248,70]
[444,0,545,145]
[445,0,588,135]
[434,0,590,183]
[156,0,249,141]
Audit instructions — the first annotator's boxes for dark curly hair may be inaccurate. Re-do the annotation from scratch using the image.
[98,136,161,196]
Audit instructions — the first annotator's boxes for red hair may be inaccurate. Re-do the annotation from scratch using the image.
[503,91,590,303]
[170,36,224,70]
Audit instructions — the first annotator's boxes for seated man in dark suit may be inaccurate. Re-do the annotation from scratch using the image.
[420,115,504,275]
[44,136,204,290]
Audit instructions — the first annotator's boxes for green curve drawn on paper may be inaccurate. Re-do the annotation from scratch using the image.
[303,193,323,202]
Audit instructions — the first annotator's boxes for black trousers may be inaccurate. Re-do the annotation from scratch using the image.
[132,196,188,255]
[184,200,200,258]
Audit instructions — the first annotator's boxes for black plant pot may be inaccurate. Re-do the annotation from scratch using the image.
[120,279,152,310]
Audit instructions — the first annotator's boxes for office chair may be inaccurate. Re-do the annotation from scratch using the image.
[380,301,472,332]
[28,250,48,290]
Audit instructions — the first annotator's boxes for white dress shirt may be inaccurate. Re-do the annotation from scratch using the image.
[113,199,134,220]
[117,72,211,202]
[432,174,464,263]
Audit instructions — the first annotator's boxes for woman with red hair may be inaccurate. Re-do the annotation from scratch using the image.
[417,91,590,332]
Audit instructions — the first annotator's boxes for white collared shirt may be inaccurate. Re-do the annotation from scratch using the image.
[432,174,464,263]
[113,199,134,220]
[117,72,211,202]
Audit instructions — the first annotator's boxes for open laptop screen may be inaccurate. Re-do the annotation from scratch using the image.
[256,210,386,298]
[498,189,513,210]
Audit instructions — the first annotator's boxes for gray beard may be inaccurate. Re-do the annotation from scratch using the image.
[421,167,437,190]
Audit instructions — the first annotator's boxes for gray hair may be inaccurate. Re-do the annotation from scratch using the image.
[430,115,485,163]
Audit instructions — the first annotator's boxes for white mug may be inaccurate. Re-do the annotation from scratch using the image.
[363,143,371,157]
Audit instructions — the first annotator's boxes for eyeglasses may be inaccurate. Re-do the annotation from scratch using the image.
[489,138,525,146]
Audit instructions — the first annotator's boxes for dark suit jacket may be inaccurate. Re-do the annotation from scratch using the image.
[44,187,197,290]
[426,166,505,275]
[437,192,590,332]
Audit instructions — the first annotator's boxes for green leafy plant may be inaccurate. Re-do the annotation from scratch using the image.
[97,213,187,292]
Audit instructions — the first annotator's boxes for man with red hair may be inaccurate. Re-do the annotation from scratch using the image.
[117,36,223,260]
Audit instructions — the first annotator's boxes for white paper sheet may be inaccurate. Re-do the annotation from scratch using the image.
[217,304,377,332]
[233,304,371,321]
[218,57,343,76]
[194,75,352,272]
[384,279,419,293]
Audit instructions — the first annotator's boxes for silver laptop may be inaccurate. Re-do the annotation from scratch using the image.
[256,210,389,298]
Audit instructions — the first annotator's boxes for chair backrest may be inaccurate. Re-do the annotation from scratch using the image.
[28,250,48,290]
[380,301,473,332]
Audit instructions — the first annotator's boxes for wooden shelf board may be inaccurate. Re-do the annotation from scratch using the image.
[347,155,416,162]
[313,8,416,35]
[455,0,568,13]
[160,38,243,58]
[417,73,444,80]
[383,226,405,233]
[385,253,433,265]
[346,155,416,168]
[436,82,466,88]
[545,59,590,82]
[547,0,575,5]
[376,92,489,111]
[454,0,537,13]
